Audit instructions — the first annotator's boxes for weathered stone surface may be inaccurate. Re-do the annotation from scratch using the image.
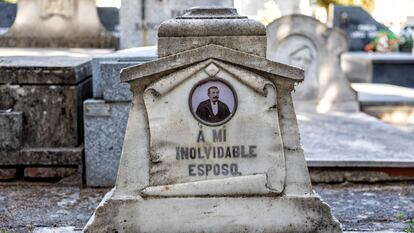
[0,147,83,166]
[0,80,91,148]
[0,56,92,84]
[24,167,78,179]
[122,44,303,83]
[91,46,157,99]
[144,60,285,191]
[84,100,130,187]
[0,111,22,150]
[86,193,340,233]
[120,0,233,48]
[0,168,17,180]
[101,62,133,102]
[142,174,272,197]
[0,0,115,48]
[158,8,266,57]
[86,8,341,232]
[0,55,91,171]
[267,14,358,113]
[0,56,92,151]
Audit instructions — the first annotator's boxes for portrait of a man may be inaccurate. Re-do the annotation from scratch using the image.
[195,86,231,123]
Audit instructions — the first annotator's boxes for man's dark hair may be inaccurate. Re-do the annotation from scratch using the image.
[207,86,219,94]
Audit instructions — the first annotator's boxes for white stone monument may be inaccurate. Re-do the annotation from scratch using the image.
[120,0,233,48]
[84,8,341,233]
[0,0,115,48]
[267,14,359,113]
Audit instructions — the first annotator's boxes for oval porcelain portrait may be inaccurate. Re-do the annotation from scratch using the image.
[189,79,237,126]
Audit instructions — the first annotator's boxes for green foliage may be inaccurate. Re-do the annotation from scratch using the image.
[400,212,414,233]
[364,30,399,53]
[0,0,16,3]
[405,219,414,233]
[1,229,10,233]
[399,27,414,52]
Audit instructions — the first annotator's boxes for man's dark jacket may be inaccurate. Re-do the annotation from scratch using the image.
[195,99,231,123]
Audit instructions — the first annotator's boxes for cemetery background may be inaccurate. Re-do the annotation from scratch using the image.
[0,0,414,232]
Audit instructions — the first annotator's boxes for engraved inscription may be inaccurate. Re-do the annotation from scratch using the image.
[175,127,257,177]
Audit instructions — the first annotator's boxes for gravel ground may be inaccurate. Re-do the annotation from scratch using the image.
[315,182,414,232]
[0,182,108,233]
[0,181,413,232]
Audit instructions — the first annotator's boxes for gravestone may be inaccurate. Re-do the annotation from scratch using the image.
[267,14,359,113]
[85,47,157,187]
[0,0,115,48]
[0,56,92,178]
[120,0,233,48]
[84,8,341,232]
[331,5,391,51]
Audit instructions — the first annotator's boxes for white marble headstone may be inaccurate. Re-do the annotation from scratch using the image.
[85,8,342,233]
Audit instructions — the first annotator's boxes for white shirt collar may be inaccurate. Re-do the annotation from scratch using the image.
[210,100,218,115]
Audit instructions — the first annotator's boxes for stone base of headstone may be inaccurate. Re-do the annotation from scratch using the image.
[84,189,341,233]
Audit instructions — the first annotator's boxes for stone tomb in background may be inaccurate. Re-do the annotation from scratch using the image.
[0,56,92,180]
[85,8,341,233]
[267,14,358,113]
[0,0,115,48]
